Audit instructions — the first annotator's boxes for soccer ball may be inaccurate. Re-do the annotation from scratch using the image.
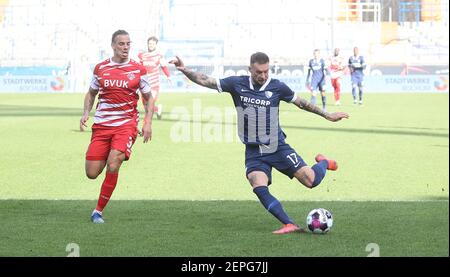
[306,208,333,234]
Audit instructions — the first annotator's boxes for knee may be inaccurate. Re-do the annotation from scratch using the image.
[295,175,314,189]
[86,171,100,180]
[299,177,314,189]
[107,155,124,172]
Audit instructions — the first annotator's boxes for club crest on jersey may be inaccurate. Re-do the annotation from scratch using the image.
[127,73,136,81]
[265,91,273,99]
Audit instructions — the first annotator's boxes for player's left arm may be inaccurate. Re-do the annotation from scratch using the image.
[139,72,154,143]
[141,92,155,143]
[293,96,349,122]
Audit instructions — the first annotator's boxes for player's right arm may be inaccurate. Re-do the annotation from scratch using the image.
[80,87,99,131]
[169,56,218,90]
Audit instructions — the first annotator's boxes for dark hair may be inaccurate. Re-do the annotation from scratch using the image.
[147,36,159,44]
[250,52,269,65]
[111,30,129,44]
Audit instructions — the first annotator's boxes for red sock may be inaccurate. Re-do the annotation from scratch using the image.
[153,104,159,112]
[333,79,341,101]
[95,172,118,212]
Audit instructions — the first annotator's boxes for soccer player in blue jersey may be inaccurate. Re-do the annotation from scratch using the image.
[170,53,349,234]
[306,49,329,111]
[348,47,366,105]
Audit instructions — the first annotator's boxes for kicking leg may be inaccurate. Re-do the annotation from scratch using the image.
[294,154,337,188]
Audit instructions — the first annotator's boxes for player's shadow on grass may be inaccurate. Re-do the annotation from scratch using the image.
[157,116,449,139]
[2,105,448,139]
[0,105,81,117]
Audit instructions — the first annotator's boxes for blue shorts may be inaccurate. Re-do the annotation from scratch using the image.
[311,81,326,92]
[351,75,364,87]
[245,143,307,185]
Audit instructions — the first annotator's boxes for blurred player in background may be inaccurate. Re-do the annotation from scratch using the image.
[138,36,171,119]
[306,49,329,111]
[170,53,349,234]
[348,47,366,105]
[80,30,154,223]
[328,48,346,106]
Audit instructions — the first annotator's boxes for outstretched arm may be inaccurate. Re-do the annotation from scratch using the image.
[293,96,349,122]
[169,56,218,90]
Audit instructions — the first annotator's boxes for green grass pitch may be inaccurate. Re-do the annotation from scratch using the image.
[0,92,448,256]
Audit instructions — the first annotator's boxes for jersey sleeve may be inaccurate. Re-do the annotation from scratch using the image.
[216,76,239,94]
[139,67,151,93]
[279,82,297,103]
[89,64,100,90]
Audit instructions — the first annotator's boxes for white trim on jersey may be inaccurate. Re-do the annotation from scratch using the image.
[249,76,272,91]
[98,118,132,127]
[90,75,100,90]
[216,78,223,93]
[95,108,134,117]
[97,101,133,109]
[94,115,131,124]
[260,77,272,91]
[108,58,131,66]
[139,75,151,94]
[290,93,298,103]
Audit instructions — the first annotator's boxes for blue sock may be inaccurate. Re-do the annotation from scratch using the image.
[310,95,316,105]
[359,88,363,102]
[321,95,326,110]
[352,87,357,101]
[253,186,293,224]
[311,160,328,187]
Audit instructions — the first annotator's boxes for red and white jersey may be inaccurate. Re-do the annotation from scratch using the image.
[329,55,346,79]
[90,58,151,128]
[138,50,170,87]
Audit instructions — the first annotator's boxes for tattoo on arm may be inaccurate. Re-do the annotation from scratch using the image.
[295,97,328,118]
[181,68,217,90]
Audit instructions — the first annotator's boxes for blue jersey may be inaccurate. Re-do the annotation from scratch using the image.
[348,55,366,78]
[217,76,297,150]
[307,58,327,84]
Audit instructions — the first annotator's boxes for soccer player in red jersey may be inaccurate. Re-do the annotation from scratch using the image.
[328,48,346,106]
[138,36,171,120]
[80,30,154,223]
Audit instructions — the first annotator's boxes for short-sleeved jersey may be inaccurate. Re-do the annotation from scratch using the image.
[329,55,346,79]
[348,55,366,77]
[90,58,151,128]
[307,58,327,84]
[217,76,297,147]
[138,51,169,86]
